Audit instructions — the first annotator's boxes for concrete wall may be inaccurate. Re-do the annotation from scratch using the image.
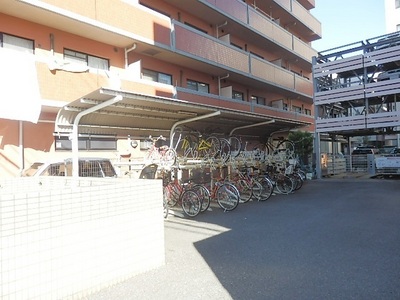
[0,177,165,299]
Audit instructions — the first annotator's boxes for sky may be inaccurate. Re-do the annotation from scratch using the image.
[311,0,386,52]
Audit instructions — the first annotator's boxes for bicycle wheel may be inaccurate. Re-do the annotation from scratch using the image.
[253,143,266,162]
[203,136,221,158]
[290,172,303,191]
[257,176,274,201]
[181,190,201,217]
[219,138,231,163]
[275,174,294,194]
[228,136,242,158]
[163,197,169,219]
[250,180,263,201]
[274,139,295,160]
[236,179,252,203]
[161,148,176,168]
[191,184,211,212]
[216,182,239,211]
[164,182,181,207]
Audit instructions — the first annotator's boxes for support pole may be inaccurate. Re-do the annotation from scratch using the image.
[71,95,123,178]
[169,111,221,148]
[229,119,275,136]
[19,121,24,176]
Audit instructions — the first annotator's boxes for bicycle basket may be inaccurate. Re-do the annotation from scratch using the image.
[155,138,168,148]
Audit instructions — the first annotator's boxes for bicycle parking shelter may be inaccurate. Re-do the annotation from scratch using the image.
[54,87,311,176]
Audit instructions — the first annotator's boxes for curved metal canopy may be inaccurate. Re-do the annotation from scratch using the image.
[55,87,311,140]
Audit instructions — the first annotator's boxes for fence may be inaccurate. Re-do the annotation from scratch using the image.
[0,177,165,299]
[320,153,400,177]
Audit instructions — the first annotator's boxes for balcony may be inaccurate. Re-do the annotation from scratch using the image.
[247,0,321,41]
[173,22,313,101]
[176,87,314,124]
[164,0,318,63]
[0,0,171,48]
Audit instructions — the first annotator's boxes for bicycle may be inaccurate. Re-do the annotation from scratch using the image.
[191,168,240,212]
[228,167,263,203]
[162,170,202,217]
[262,164,295,194]
[145,135,177,168]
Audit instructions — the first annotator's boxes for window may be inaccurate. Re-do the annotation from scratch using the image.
[396,0,400,8]
[0,33,34,54]
[233,91,244,100]
[304,108,311,115]
[251,95,266,105]
[55,135,117,151]
[142,69,172,84]
[231,43,242,50]
[293,105,302,113]
[184,22,208,34]
[187,79,209,93]
[64,49,109,70]
[397,24,400,31]
[283,103,288,111]
[250,51,264,59]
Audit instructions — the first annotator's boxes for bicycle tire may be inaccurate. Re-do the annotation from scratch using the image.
[257,177,274,201]
[274,139,295,160]
[204,136,221,159]
[219,138,231,163]
[161,148,176,168]
[236,179,252,203]
[163,197,169,219]
[253,143,266,162]
[181,190,201,217]
[191,184,211,212]
[250,180,263,201]
[164,182,181,207]
[291,172,303,191]
[228,136,242,158]
[216,182,239,211]
[275,174,294,194]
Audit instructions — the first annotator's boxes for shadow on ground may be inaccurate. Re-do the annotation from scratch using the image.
[192,178,400,299]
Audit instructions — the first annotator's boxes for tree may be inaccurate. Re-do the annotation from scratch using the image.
[288,131,313,166]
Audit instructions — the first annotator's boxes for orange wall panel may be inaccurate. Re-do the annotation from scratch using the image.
[41,0,171,46]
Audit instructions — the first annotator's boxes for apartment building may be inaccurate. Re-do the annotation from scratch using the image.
[0,0,320,177]
[385,0,400,32]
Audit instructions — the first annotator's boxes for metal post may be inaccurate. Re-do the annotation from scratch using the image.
[71,95,123,178]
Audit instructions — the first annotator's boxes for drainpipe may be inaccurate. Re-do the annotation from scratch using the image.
[124,43,137,69]
[216,21,228,39]
[71,95,123,178]
[218,73,229,96]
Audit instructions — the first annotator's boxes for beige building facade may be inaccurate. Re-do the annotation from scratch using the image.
[0,0,321,177]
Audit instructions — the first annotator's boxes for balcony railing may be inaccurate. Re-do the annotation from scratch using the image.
[203,0,317,61]
[175,86,314,123]
[173,23,249,73]
[173,22,313,98]
[290,0,321,36]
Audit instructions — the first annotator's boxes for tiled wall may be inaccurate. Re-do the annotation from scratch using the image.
[0,177,165,299]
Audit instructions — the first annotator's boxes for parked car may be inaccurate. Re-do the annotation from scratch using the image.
[377,68,400,81]
[390,147,400,155]
[352,146,380,155]
[22,157,117,177]
[375,32,400,51]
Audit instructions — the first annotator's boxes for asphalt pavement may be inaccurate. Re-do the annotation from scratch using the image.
[86,177,400,300]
